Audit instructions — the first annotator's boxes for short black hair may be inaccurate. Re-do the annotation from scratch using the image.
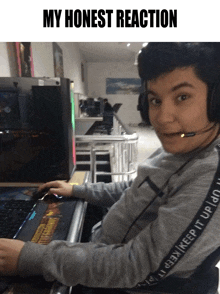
[138,42,220,90]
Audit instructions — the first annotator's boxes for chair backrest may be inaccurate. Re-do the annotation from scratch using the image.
[194,246,220,275]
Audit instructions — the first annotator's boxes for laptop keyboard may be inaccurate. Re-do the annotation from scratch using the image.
[0,200,36,239]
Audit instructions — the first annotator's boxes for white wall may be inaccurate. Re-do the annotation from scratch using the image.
[0,43,10,76]
[87,61,142,125]
[57,42,87,95]
[31,43,54,78]
[0,42,87,96]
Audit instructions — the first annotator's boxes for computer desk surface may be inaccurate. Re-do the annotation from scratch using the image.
[2,171,89,294]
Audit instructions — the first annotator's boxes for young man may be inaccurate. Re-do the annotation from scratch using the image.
[1,43,220,294]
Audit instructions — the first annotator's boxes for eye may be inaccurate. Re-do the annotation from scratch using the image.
[177,94,188,102]
[149,97,161,106]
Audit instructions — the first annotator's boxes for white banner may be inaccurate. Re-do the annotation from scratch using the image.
[1,1,219,41]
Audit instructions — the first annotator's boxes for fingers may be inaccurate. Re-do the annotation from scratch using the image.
[39,181,64,192]
[38,181,73,197]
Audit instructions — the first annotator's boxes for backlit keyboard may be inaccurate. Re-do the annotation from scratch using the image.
[0,200,36,239]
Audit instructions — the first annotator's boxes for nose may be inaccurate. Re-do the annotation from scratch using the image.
[153,100,176,125]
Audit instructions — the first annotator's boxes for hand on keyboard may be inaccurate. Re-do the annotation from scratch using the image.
[0,239,24,275]
[38,181,74,198]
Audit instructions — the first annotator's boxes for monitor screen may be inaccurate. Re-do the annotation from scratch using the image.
[0,77,75,183]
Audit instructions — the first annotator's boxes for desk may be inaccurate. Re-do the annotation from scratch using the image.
[2,171,89,294]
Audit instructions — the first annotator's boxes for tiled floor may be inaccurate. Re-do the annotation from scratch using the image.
[131,125,220,292]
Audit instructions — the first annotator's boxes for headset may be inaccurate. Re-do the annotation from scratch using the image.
[137,80,220,137]
[208,80,220,123]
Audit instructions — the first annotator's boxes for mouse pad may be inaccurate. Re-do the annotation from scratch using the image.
[17,199,77,243]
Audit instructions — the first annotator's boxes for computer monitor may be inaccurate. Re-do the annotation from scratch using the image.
[0,77,76,183]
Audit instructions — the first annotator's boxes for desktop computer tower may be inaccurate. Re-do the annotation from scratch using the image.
[0,77,76,183]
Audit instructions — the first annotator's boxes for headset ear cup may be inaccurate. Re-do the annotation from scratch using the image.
[138,93,151,125]
[208,81,220,123]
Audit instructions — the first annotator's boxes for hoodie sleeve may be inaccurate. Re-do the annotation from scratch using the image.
[73,180,133,207]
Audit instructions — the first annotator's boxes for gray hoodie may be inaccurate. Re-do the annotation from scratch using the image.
[18,138,220,291]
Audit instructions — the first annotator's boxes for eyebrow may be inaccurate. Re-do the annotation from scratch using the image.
[146,81,195,96]
[171,82,195,92]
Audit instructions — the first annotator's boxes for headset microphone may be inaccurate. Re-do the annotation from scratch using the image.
[181,123,217,138]
[181,132,196,138]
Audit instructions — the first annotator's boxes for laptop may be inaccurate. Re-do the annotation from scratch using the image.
[113,103,122,113]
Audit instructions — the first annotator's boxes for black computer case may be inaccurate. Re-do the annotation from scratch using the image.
[0,77,75,183]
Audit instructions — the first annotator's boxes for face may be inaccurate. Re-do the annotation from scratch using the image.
[147,67,219,154]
